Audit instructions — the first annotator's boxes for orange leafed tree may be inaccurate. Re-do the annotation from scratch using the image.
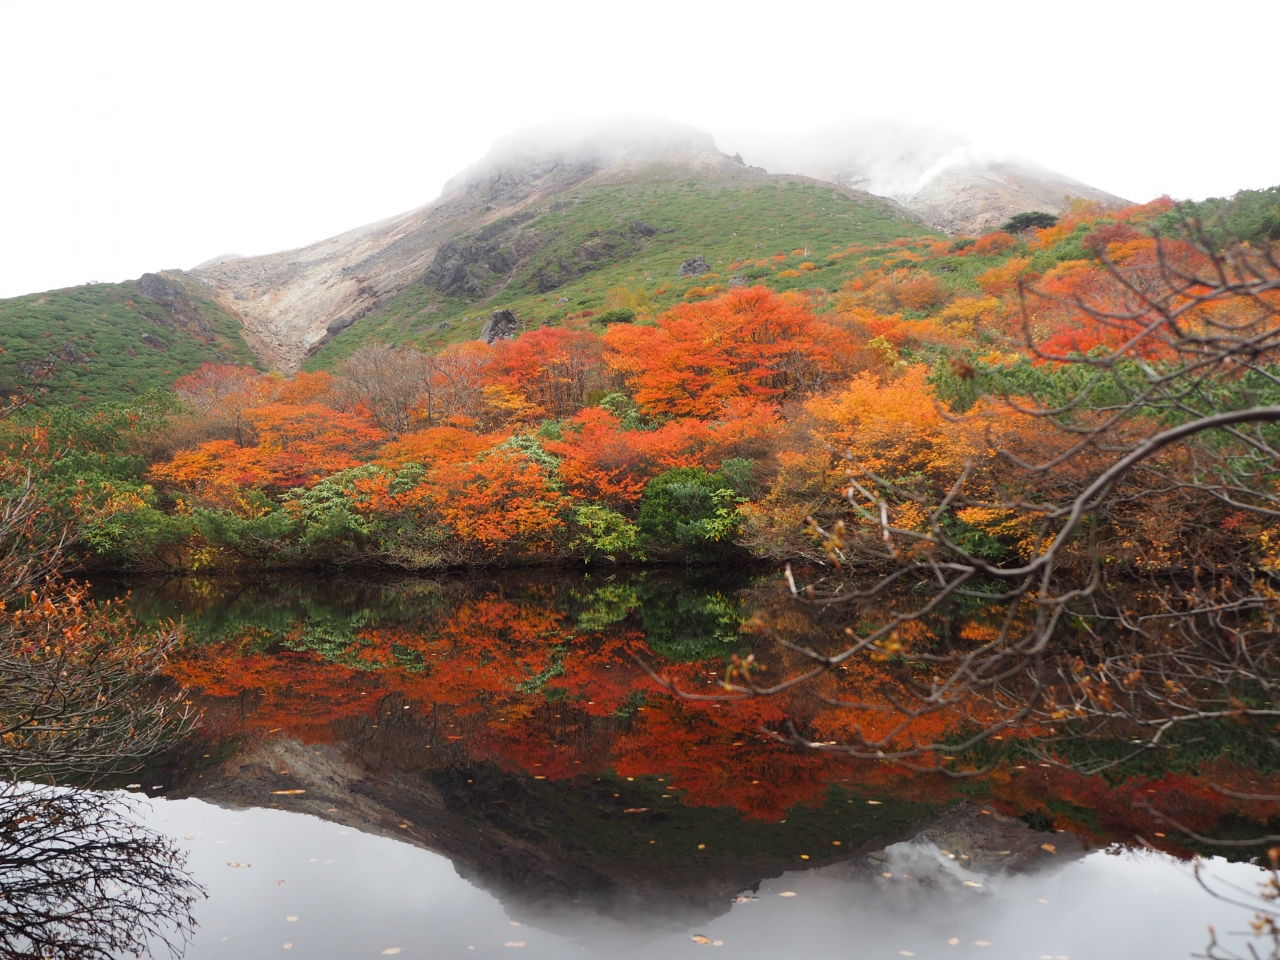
[487,326,611,420]
[603,287,837,417]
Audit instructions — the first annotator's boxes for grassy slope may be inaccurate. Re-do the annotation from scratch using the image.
[0,276,257,406]
[306,177,941,369]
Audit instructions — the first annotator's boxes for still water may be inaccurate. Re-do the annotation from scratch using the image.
[131,793,1261,960]
[95,572,1280,959]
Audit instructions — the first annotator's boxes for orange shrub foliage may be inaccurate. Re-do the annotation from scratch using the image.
[374,426,495,469]
[430,450,569,553]
[806,366,976,480]
[486,326,609,419]
[970,231,1018,256]
[975,257,1033,296]
[603,287,837,417]
[152,403,385,501]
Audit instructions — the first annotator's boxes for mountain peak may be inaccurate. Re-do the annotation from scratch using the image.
[442,117,728,198]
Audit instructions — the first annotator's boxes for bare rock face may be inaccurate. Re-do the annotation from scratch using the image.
[677,255,710,278]
[479,308,519,344]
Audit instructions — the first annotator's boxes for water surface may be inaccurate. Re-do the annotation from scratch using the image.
[90,572,1279,959]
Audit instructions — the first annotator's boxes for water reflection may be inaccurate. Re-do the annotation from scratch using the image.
[0,783,201,960]
[96,571,1280,957]
[132,793,1269,960]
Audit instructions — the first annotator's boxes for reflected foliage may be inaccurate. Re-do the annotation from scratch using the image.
[0,783,200,960]
[111,572,1280,859]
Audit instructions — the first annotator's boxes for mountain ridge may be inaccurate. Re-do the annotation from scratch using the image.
[192,121,920,372]
[2,118,1130,387]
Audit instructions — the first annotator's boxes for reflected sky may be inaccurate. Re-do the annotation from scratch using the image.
[137,795,1265,960]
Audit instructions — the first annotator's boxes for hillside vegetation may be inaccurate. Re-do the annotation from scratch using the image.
[0,273,257,407]
[9,190,1269,579]
[307,177,935,368]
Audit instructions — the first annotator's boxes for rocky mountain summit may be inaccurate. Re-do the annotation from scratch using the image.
[188,120,770,372]
[176,118,1123,373]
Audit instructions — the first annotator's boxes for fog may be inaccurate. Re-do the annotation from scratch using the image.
[721,122,998,200]
[2,0,1277,298]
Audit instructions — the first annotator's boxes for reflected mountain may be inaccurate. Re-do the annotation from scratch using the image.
[100,571,1279,929]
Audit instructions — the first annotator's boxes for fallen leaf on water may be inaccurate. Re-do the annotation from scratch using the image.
[504,942,525,948]
[697,843,706,850]
[975,941,992,947]
[832,841,841,846]
[509,922,521,927]
[227,862,250,868]
[533,775,546,780]
[623,808,649,814]
[949,938,960,946]
[1037,898,1049,904]
[277,880,285,885]
[381,950,401,956]
[271,790,306,796]
[732,896,756,903]
[963,881,983,887]
[900,952,916,957]
[778,891,797,897]
[712,941,723,947]
[866,800,882,805]
[882,872,893,878]
[800,854,810,860]
[1041,843,1057,853]
[691,935,711,944]
[286,916,297,922]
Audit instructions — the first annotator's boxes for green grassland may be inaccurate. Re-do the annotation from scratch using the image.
[305,177,943,369]
[0,275,258,407]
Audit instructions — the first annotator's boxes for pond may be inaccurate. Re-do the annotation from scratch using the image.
[38,572,1280,957]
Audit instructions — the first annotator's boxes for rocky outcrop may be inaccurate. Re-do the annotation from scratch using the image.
[132,272,216,340]
[677,255,710,278]
[479,308,520,344]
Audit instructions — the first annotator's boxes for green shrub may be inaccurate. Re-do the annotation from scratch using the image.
[570,504,643,561]
[596,308,636,324]
[637,467,744,558]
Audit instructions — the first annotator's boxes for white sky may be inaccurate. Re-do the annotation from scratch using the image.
[2,0,1277,299]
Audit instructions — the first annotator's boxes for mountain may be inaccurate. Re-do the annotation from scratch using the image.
[190,119,927,373]
[0,118,1129,387]
[725,121,1129,235]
